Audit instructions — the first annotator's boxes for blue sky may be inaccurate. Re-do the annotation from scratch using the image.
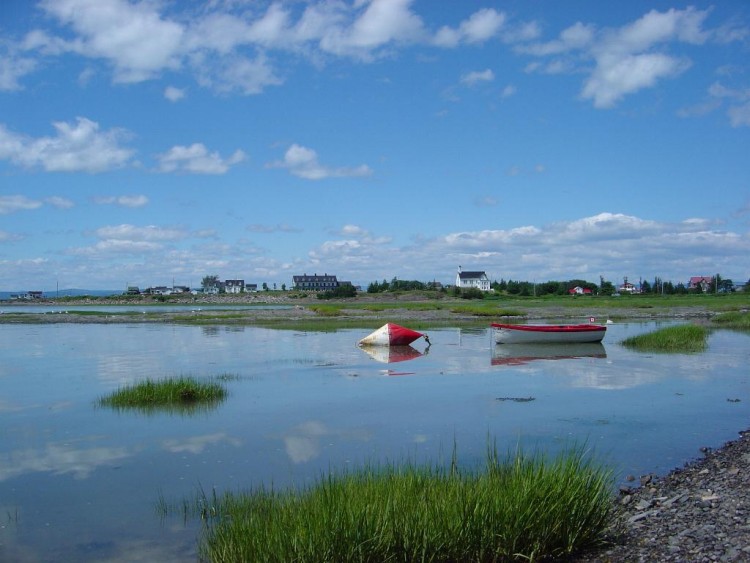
[1,0,748,292]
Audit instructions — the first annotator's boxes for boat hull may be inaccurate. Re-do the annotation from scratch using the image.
[358,323,424,347]
[491,323,606,344]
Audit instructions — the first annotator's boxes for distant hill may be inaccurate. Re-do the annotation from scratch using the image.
[0,289,121,300]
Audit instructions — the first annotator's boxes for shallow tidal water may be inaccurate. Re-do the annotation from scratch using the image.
[0,321,748,561]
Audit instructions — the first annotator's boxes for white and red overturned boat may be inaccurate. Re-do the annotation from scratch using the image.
[491,322,606,344]
[358,323,426,347]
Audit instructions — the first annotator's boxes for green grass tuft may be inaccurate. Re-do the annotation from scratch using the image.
[192,446,614,562]
[98,376,227,413]
[710,310,750,330]
[621,324,708,353]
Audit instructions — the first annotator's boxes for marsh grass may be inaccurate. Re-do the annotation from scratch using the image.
[308,304,344,316]
[710,310,750,330]
[98,376,227,413]
[449,304,524,317]
[191,445,614,562]
[621,324,708,353]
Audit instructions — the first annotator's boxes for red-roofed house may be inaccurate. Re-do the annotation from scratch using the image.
[689,276,713,292]
[568,286,593,295]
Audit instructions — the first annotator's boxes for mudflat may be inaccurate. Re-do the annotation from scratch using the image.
[0,292,726,325]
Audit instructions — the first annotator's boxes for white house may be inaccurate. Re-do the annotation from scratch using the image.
[224,279,245,294]
[455,266,491,292]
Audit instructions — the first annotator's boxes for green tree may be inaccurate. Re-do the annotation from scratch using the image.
[318,284,357,299]
[459,287,485,300]
[719,278,734,293]
[598,277,616,296]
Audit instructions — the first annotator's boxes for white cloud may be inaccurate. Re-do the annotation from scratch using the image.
[582,53,692,108]
[728,103,750,127]
[164,86,186,101]
[267,144,373,180]
[434,8,505,48]
[247,223,302,234]
[93,195,149,208]
[44,196,75,209]
[0,230,23,243]
[191,52,283,95]
[474,196,498,207]
[319,0,426,59]
[517,21,595,56]
[0,195,44,214]
[0,118,134,173]
[340,224,369,237]
[67,239,163,256]
[520,7,713,109]
[12,1,518,95]
[582,8,709,108]
[460,69,494,87]
[65,224,190,258]
[707,82,750,127]
[94,224,186,242]
[0,49,37,91]
[296,212,749,287]
[38,0,184,83]
[0,195,73,214]
[156,143,245,174]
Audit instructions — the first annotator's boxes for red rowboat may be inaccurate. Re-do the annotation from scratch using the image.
[358,323,424,347]
[491,323,606,344]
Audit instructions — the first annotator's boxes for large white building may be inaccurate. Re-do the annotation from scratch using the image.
[455,266,491,291]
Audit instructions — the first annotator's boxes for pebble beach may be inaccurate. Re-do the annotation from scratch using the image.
[577,430,750,562]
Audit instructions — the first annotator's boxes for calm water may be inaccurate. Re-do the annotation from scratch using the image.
[0,322,748,561]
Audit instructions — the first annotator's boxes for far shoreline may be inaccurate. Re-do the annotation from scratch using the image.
[2,291,743,326]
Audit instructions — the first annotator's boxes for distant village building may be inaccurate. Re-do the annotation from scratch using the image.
[455,266,491,292]
[11,291,44,300]
[688,276,713,292]
[618,281,638,294]
[293,273,340,291]
[568,286,593,295]
[143,286,171,295]
[224,279,245,294]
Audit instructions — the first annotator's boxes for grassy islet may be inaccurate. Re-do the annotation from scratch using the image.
[98,376,227,412]
[621,324,708,353]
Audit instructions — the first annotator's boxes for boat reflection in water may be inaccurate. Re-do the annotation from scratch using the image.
[359,345,425,376]
[359,344,423,364]
[491,342,607,366]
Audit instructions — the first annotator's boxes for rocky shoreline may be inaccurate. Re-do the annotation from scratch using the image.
[576,429,750,562]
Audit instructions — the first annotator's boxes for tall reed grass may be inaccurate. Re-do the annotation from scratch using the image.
[196,445,614,562]
[621,324,708,353]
